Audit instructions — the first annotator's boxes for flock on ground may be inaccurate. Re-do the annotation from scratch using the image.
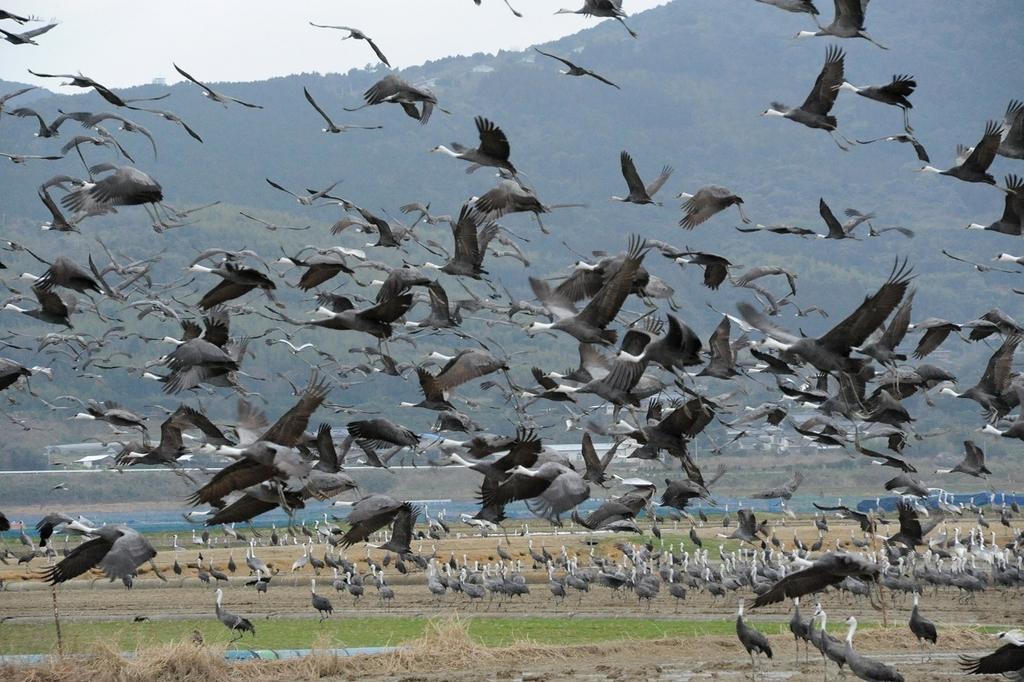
[1,0,1024,678]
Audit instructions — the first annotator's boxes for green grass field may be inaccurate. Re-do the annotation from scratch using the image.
[0,617,793,655]
[1,615,1006,656]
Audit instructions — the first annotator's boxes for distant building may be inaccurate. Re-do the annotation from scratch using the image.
[75,453,116,468]
[44,442,119,468]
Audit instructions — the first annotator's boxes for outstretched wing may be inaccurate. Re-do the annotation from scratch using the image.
[818,259,913,355]
[801,45,844,115]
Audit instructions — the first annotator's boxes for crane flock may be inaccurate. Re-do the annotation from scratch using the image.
[0,0,1023,678]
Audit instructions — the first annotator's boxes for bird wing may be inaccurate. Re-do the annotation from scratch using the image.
[173,115,204,142]
[99,529,157,580]
[586,70,620,89]
[818,258,913,355]
[619,151,647,196]
[959,643,1024,675]
[173,63,214,92]
[913,326,950,360]
[488,429,543,474]
[314,423,340,472]
[383,503,418,553]
[483,471,551,507]
[436,351,502,392]
[365,37,391,67]
[580,431,603,479]
[963,440,986,469]
[180,405,230,445]
[201,310,231,348]
[530,276,578,320]
[978,334,1020,393]
[426,281,452,321]
[359,293,413,323]
[534,47,575,69]
[265,178,299,199]
[18,23,58,40]
[657,397,714,438]
[260,376,330,447]
[818,198,845,238]
[962,120,1002,173]
[32,285,70,317]
[43,536,112,584]
[856,445,915,473]
[644,165,674,198]
[359,75,403,105]
[736,302,800,345]
[893,502,923,545]
[1003,100,1024,147]
[156,409,187,454]
[555,267,605,303]
[879,291,914,350]
[303,87,335,127]
[199,280,250,309]
[751,564,843,607]
[1000,174,1023,225]
[188,459,278,506]
[706,315,734,365]
[578,236,646,329]
[879,74,916,99]
[531,366,560,391]
[451,204,483,267]
[801,45,844,115]
[475,116,511,160]
[679,191,718,229]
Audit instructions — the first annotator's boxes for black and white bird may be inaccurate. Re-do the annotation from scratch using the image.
[214,588,255,642]
[762,46,854,150]
[303,87,383,134]
[908,593,937,659]
[534,48,619,89]
[736,598,774,674]
[174,64,263,108]
[795,0,888,49]
[309,23,391,67]
[43,525,162,585]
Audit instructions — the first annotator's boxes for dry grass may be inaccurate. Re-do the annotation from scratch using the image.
[296,616,572,678]
[0,620,1006,682]
[6,641,231,682]
[1,617,589,682]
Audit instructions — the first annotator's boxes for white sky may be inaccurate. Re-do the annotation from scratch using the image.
[1,1,667,89]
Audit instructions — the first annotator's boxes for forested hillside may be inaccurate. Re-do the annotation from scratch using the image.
[1,0,1022,476]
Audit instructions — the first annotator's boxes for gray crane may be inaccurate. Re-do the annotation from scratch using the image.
[842,616,904,681]
[762,46,854,150]
[795,0,887,49]
[309,23,390,67]
[735,598,773,674]
[555,0,636,38]
[431,116,516,175]
[612,151,672,205]
[917,120,1002,184]
[310,578,334,621]
[214,588,255,642]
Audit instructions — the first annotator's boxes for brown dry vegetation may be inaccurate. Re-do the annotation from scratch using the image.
[0,617,1009,682]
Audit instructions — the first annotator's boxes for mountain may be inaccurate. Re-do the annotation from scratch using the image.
[0,0,1022,474]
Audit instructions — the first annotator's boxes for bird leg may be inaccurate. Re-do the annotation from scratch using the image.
[502,0,523,17]
[827,131,851,152]
[736,203,751,224]
[616,16,637,38]
[858,31,888,50]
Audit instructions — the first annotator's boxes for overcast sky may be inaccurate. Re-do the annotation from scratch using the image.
[1,1,667,89]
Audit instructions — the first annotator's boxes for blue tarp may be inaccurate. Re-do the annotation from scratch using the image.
[856,491,1024,513]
